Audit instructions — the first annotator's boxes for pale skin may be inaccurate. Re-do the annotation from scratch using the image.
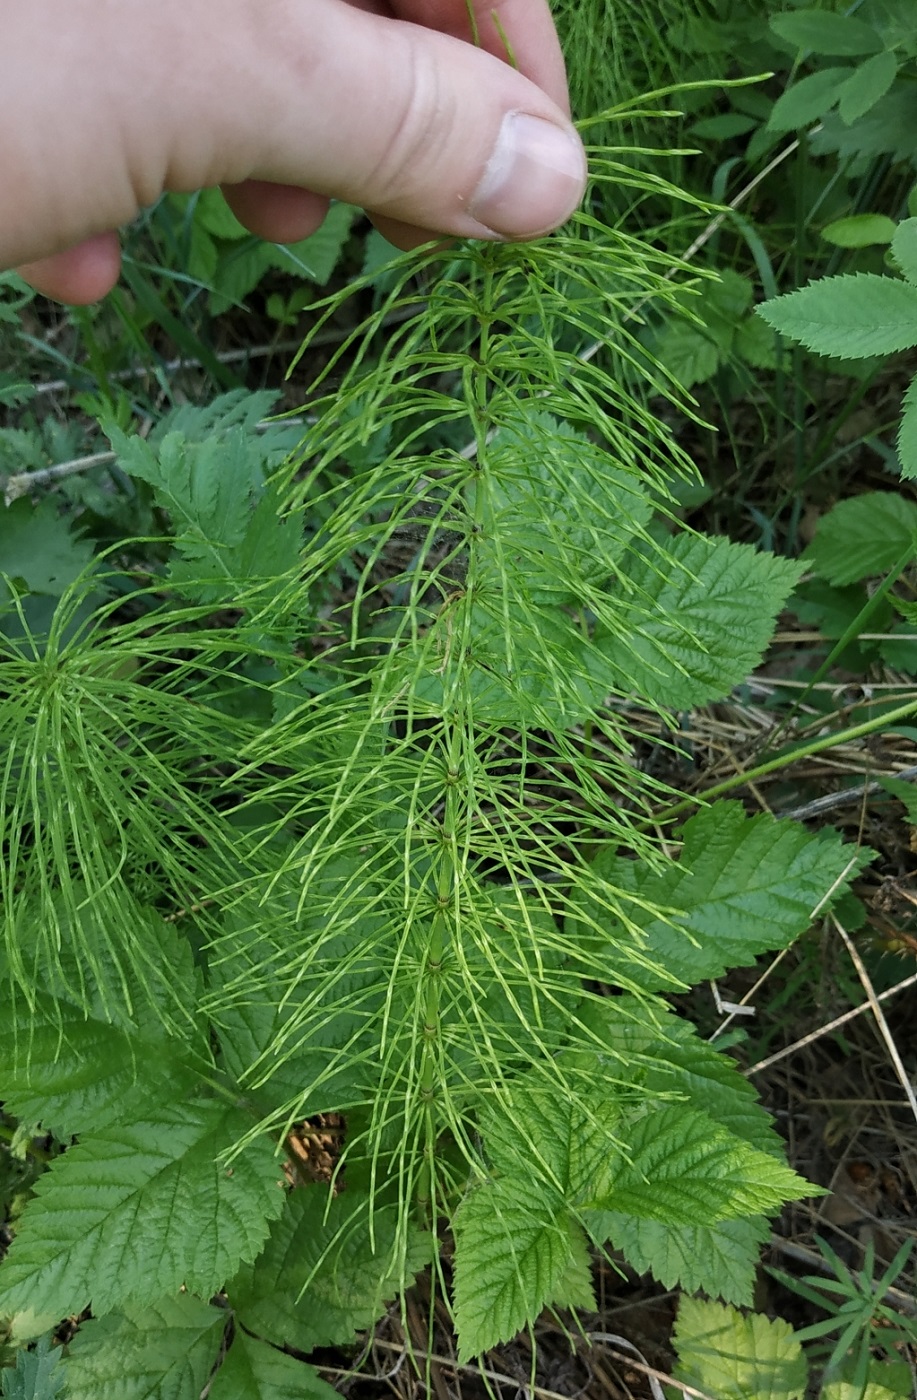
[6,0,588,305]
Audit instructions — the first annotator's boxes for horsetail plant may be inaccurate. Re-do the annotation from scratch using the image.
[0,117,863,1395]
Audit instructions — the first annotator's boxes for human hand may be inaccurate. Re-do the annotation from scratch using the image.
[8,0,587,304]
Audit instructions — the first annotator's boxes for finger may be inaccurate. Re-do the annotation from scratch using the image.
[196,2,585,242]
[2,0,586,275]
[385,0,570,111]
[16,232,121,305]
[368,212,445,250]
[220,181,330,244]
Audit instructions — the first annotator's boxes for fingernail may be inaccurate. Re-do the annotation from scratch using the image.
[469,112,587,238]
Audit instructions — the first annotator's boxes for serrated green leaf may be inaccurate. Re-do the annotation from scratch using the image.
[63,1296,226,1400]
[576,1000,783,1157]
[208,242,278,315]
[838,51,899,125]
[878,775,917,824]
[770,9,882,57]
[194,188,250,241]
[594,534,802,710]
[108,417,303,603]
[0,999,205,1140]
[112,425,260,549]
[892,219,917,285]
[591,1213,770,1305]
[822,1365,913,1400]
[482,1080,622,1206]
[673,1296,807,1400]
[821,214,897,249]
[168,482,304,604]
[475,411,652,603]
[0,907,209,1138]
[735,315,780,370]
[442,888,569,1079]
[0,500,94,597]
[270,203,357,287]
[758,273,917,358]
[878,620,917,671]
[590,1105,810,1223]
[230,1188,429,1355]
[812,86,917,164]
[653,321,720,388]
[576,803,862,991]
[0,1335,65,1400]
[0,1099,284,1331]
[768,68,850,132]
[452,1177,594,1362]
[208,1332,338,1400]
[792,576,888,643]
[410,595,605,728]
[148,390,291,449]
[805,492,917,584]
[897,375,917,480]
[209,862,388,1116]
[701,268,754,328]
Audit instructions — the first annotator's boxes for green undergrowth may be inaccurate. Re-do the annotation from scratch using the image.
[0,106,879,1396]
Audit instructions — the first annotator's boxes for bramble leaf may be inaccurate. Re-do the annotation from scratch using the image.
[452,1177,594,1362]
[410,595,604,728]
[63,1296,226,1400]
[0,1099,284,1332]
[0,1335,65,1400]
[898,376,917,480]
[208,864,387,1117]
[270,202,358,286]
[576,1000,783,1156]
[0,908,209,1138]
[0,1001,204,1140]
[822,1371,913,1400]
[594,534,802,709]
[0,500,94,597]
[208,1332,338,1400]
[804,491,917,583]
[593,1214,771,1305]
[812,87,917,164]
[673,1296,808,1400]
[758,273,917,358]
[652,320,720,388]
[588,1105,810,1223]
[576,803,862,991]
[230,1188,429,1354]
[482,1079,622,1205]
[878,775,917,826]
[475,411,652,603]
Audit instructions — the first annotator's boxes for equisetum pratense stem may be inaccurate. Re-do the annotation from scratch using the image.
[414,258,495,1222]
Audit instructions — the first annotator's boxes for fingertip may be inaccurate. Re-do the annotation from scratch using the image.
[17,231,122,305]
[367,213,445,251]
[220,181,330,244]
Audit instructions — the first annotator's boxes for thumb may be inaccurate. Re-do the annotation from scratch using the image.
[173,1,588,243]
[10,0,587,302]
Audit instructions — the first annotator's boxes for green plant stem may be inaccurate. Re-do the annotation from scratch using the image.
[416,261,496,1223]
[415,726,460,1222]
[652,693,917,828]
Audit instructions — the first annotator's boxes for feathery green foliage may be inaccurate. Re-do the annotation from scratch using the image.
[0,112,867,1391]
